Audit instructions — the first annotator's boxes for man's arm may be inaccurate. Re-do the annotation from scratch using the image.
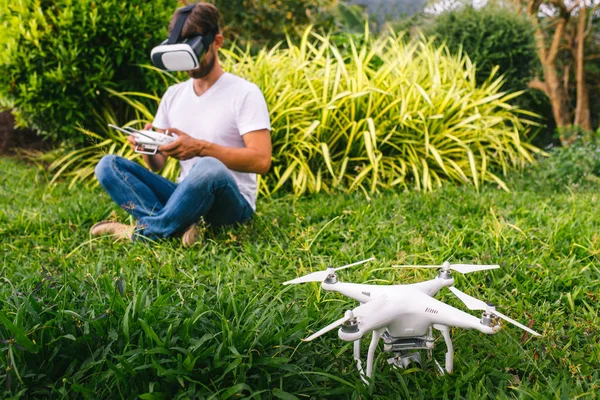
[159,128,272,174]
[201,129,272,174]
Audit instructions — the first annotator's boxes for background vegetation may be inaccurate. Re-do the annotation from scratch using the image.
[43,29,542,196]
[2,0,597,149]
[207,0,337,48]
[428,5,537,91]
[0,0,177,143]
[425,4,554,146]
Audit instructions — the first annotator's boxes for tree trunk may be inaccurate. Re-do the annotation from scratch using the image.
[574,0,592,130]
[529,13,571,140]
[545,68,570,130]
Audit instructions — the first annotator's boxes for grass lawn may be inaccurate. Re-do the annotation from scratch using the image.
[1,156,599,399]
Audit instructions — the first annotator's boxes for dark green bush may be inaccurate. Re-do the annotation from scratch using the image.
[0,0,178,143]
[427,5,537,90]
[207,0,336,48]
[426,4,555,146]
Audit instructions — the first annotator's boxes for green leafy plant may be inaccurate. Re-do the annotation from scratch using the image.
[425,4,554,145]
[519,126,600,189]
[231,29,543,195]
[46,27,542,196]
[427,5,538,91]
[207,0,337,49]
[0,0,178,143]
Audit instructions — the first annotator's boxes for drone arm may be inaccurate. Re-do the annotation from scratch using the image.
[321,282,372,303]
[427,299,497,334]
[410,276,454,297]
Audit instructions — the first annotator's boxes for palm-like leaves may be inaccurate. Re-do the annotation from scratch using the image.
[48,28,542,196]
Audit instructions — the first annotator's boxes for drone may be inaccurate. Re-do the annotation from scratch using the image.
[284,258,541,382]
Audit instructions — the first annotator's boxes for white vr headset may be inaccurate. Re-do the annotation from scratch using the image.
[150,4,218,71]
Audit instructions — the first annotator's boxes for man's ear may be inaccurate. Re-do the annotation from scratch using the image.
[214,33,224,50]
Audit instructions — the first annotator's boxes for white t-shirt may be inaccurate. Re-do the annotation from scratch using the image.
[152,73,271,210]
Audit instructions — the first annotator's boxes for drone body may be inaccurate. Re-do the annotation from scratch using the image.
[319,280,496,341]
[284,259,540,382]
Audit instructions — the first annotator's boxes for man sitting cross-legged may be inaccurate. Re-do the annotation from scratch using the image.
[91,2,271,247]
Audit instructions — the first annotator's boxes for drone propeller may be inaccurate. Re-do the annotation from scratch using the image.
[283,257,375,285]
[302,298,386,342]
[393,261,500,274]
[448,286,541,336]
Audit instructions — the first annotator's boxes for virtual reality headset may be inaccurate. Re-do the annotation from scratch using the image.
[151,4,218,71]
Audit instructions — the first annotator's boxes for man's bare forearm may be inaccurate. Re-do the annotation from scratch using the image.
[156,128,272,175]
[197,141,271,174]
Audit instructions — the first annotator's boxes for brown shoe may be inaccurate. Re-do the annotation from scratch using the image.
[182,223,203,248]
[90,220,133,241]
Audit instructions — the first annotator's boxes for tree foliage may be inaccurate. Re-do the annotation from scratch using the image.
[427,5,538,92]
[0,0,179,143]
[518,0,600,142]
[205,0,337,48]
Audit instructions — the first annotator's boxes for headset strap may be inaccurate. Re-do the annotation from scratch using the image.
[167,4,195,44]
[201,28,217,49]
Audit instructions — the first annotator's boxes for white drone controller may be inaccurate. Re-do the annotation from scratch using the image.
[108,124,176,155]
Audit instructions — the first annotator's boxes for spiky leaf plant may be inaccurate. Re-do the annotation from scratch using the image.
[46,28,542,196]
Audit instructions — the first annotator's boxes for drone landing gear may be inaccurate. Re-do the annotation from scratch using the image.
[353,329,385,384]
[353,326,455,383]
[433,324,453,374]
[382,331,431,374]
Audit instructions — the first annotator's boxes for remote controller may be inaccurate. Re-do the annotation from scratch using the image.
[108,124,177,155]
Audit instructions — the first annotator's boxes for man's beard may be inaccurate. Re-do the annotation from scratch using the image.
[187,50,216,79]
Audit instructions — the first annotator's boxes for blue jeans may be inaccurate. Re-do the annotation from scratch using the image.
[95,155,253,241]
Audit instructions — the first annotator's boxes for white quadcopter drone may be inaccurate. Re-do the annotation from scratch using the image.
[284,258,540,382]
[108,124,176,155]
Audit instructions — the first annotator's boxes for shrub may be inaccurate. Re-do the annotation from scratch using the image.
[0,0,178,143]
[236,30,542,195]
[46,28,542,196]
[207,0,337,49]
[427,5,537,91]
[519,126,600,189]
[425,4,555,145]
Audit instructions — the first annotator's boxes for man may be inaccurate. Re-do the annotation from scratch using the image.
[91,2,271,247]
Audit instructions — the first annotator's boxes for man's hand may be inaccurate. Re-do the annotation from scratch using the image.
[126,122,153,151]
[134,123,168,172]
[158,127,205,160]
[126,135,137,149]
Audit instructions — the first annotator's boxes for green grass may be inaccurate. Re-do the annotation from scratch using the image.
[0,156,599,399]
